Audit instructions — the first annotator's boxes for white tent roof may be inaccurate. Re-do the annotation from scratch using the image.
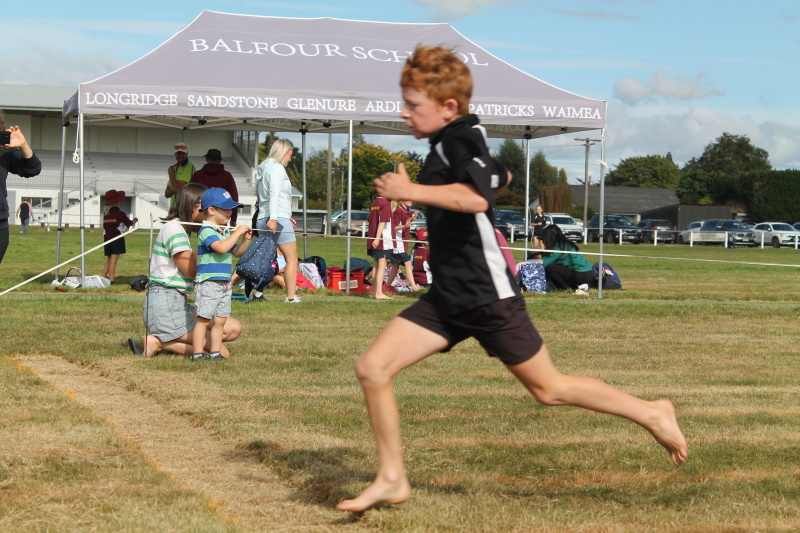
[63,11,605,138]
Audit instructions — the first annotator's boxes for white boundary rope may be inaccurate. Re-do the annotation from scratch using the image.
[0,223,141,297]
[3,220,799,298]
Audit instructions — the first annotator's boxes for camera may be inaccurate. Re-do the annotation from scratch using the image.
[0,130,10,145]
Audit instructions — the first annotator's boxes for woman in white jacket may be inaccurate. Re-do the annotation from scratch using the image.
[255,139,301,303]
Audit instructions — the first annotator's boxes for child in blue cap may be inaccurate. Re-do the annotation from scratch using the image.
[192,187,252,361]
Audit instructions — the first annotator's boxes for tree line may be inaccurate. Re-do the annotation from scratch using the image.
[605,132,798,222]
[259,134,566,213]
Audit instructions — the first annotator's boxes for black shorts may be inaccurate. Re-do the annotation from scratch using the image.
[390,252,411,265]
[398,296,543,366]
[104,238,127,256]
[368,249,391,259]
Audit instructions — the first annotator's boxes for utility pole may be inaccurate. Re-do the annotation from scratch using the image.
[575,137,601,239]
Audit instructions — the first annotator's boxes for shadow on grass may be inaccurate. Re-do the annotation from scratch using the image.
[226,438,477,515]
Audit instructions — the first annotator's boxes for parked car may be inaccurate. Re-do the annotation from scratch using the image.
[335,210,370,235]
[329,210,346,232]
[793,222,800,232]
[637,219,678,244]
[691,219,756,247]
[543,213,584,242]
[410,209,427,232]
[752,222,798,248]
[677,221,705,244]
[494,209,529,239]
[586,214,642,244]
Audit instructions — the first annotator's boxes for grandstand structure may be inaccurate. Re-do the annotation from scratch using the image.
[3,84,264,229]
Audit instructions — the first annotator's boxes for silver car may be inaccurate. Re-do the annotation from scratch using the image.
[543,213,584,242]
[335,210,370,235]
[752,222,798,248]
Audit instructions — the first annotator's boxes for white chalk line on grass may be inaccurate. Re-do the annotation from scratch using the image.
[2,220,798,297]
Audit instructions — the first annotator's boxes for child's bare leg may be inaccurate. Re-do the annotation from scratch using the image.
[337,317,448,512]
[373,257,392,300]
[210,317,226,354]
[385,263,400,286]
[403,261,419,290]
[105,254,119,281]
[192,317,211,356]
[506,346,687,466]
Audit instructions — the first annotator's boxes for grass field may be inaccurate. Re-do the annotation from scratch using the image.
[2,227,800,531]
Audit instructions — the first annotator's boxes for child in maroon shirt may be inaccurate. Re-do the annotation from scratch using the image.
[101,189,137,283]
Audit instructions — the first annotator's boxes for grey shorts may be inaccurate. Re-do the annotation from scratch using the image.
[143,284,197,342]
[194,280,232,319]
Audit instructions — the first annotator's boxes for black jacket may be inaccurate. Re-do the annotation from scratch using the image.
[0,148,41,228]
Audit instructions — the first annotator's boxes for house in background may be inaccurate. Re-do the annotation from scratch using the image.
[531,185,680,224]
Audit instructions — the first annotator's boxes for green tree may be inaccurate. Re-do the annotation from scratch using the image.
[606,154,681,188]
[741,169,800,223]
[495,139,526,196]
[557,168,568,185]
[677,132,771,205]
[350,143,419,209]
[529,149,559,200]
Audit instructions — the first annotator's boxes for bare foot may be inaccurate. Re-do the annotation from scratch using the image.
[336,477,411,512]
[647,399,688,466]
[143,335,162,358]
[374,294,393,300]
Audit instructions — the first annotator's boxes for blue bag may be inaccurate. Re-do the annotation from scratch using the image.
[519,262,547,294]
[235,234,278,290]
[592,262,622,290]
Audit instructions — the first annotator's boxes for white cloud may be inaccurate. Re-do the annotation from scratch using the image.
[415,0,508,20]
[605,103,800,170]
[614,69,723,105]
[0,45,123,86]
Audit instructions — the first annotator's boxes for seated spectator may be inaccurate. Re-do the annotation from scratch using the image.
[540,225,594,295]
[412,228,432,288]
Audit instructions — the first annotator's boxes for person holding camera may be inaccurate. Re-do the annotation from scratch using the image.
[0,110,42,263]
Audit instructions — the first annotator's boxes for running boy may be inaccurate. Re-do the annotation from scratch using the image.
[336,46,687,513]
[192,188,252,361]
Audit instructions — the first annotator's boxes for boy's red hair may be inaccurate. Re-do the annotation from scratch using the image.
[401,46,472,116]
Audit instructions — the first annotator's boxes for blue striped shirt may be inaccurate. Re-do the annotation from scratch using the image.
[196,222,236,282]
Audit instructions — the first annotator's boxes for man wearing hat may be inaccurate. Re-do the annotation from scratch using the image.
[165,143,196,206]
[190,148,239,226]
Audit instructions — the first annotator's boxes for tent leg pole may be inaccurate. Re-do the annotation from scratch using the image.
[597,130,606,300]
[79,113,86,286]
[55,120,68,280]
[345,121,353,294]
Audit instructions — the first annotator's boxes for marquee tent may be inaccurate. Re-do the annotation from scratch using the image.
[59,11,609,289]
[63,10,605,136]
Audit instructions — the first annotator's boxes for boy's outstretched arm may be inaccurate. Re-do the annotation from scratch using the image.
[376,164,491,214]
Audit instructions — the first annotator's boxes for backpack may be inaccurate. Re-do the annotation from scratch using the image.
[592,262,622,290]
[130,274,149,292]
[235,234,278,290]
[303,256,327,281]
[517,261,547,294]
[298,262,324,289]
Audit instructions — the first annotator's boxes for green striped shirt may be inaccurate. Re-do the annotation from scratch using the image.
[148,220,194,292]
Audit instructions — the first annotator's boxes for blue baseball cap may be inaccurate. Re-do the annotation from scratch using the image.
[201,187,243,210]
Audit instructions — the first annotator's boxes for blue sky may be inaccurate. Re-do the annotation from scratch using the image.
[3,0,798,182]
